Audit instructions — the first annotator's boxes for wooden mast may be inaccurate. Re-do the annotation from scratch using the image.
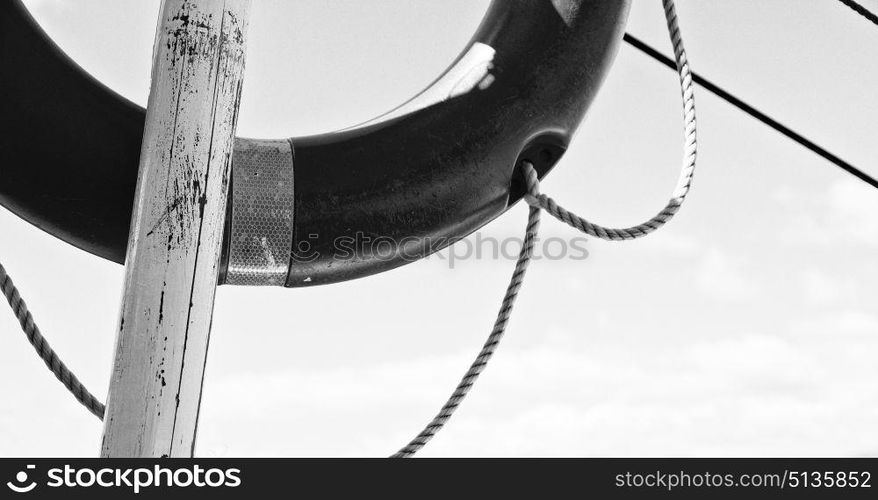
[101,0,252,457]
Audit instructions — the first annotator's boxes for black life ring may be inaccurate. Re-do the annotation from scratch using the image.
[0,0,630,287]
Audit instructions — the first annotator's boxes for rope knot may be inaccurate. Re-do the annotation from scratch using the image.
[522,161,542,208]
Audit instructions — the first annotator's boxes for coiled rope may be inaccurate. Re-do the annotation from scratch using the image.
[393,0,696,457]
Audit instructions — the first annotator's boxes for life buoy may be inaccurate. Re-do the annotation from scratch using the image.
[0,0,630,286]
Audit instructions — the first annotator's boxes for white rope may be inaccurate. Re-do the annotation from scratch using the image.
[0,262,105,419]
[393,0,696,457]
[0,0,696,456]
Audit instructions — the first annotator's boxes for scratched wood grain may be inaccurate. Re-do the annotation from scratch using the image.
[101,0,251,457]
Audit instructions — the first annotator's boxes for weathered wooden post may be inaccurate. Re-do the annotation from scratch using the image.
[101,0,251,457]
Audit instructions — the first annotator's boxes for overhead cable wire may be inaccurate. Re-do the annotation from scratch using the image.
[838,0,878,26]
[622,33,878,191]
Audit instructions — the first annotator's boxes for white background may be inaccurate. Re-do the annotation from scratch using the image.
[2,0,877,456]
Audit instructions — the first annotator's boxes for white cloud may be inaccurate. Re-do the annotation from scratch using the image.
[695,248,763,302]
[789,310,878,339]
[195,322,878,457]
[800,269,843,305]
[638,231,703,257]
[826,178,878,247]
[775,179,878,248]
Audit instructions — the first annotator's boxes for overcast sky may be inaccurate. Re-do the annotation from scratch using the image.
[2,0,877,457]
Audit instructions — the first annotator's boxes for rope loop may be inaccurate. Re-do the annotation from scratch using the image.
[2,0,695,457]
[394,0,696,457]
[525,0,696,242]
